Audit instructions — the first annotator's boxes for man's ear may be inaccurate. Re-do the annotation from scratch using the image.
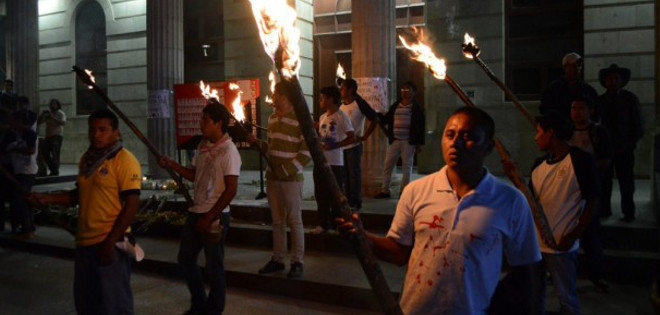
[485,139,494,155]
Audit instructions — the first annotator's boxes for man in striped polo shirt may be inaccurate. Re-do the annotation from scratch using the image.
[255,81,312,278]
[375,81,426,199]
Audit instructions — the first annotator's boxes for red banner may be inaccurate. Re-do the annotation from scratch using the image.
[173,79,260,149]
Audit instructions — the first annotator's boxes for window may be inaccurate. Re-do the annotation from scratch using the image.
[505,0,583,100]
[75,1,107,115]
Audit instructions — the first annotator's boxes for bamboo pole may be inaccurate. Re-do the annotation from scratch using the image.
[462,42,535,127]
[72,66,194,206]
[279,77,402,315]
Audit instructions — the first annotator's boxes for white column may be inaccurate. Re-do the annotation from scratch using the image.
[146,0,184,178]
[351,0,396,196]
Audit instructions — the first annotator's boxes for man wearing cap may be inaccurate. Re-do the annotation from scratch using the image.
[598,64,643,222]
[541,53,598,120]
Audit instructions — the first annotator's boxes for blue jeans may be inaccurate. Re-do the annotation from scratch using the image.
[343,144,362,210]
[178,212,230,315]
[532,251,580,315]
[74,244,133,315]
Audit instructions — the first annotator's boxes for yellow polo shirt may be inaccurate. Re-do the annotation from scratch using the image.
[76,148,141,246]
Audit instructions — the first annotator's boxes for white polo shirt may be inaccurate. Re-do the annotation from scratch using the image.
[388,166,541,315]
[189,134,242,214]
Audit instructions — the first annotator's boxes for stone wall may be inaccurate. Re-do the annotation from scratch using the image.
[38,0,148,164]
[421,0,538,175]
[583,0,656,177]
[421,0,656,178]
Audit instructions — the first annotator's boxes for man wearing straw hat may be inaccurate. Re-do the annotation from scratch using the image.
[598,64,643,222]
[31,109,142,315]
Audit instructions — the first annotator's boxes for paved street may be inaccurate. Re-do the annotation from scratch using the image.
[0,247,376,315]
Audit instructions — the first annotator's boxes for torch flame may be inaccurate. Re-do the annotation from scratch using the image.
[229,83,246,122]
[84,69,96,89]
[463,33,480,59]
[249,0,301,79]
[399,35,447,80]
[199,81,220,102]
[336,63,346,80]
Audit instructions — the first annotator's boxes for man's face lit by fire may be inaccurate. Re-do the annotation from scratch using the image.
[88,118,119,150]
[441,112,492,172]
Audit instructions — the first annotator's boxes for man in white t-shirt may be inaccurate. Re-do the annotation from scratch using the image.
[339,107,541,314]
[38,98,66,176]
[531,111,599,315]
[160,102,241,315]
[339,79,378,211]
[313,86,355,233]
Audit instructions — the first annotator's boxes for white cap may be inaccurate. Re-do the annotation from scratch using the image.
[562,52,582,66]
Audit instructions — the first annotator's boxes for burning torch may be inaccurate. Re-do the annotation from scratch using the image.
[249,1,402,313]
[72,66,194,206]
[399,30,558,250]
[462,33,535,127]
[199,81,275,171]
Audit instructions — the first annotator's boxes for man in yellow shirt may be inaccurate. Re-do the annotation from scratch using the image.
[31,109,141,315]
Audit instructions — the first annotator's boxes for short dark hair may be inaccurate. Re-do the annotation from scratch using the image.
[49,99,62,110]
[320,86,341,106]
[402,81,417,92]
[571,96,593,110]
[274,80,298,102]
[536,111,573,141]
[342,79,358,95]
[448,106,495,141]
[89,109,119,130]
[202,102,231,133]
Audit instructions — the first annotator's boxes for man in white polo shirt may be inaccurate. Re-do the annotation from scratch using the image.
[339,107,541,314]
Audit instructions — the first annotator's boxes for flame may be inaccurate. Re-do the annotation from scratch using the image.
[84,69,96,89]
[199,81,220,102]
[249,0,300,79]
[399,35,447,80]
[463,33,478,59]
[336,63,346,79]
[229,83,246,122]
[265,71,276,105]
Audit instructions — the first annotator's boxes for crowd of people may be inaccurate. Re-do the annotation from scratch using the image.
[0,50,644,314]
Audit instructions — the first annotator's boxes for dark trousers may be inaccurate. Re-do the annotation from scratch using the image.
[314,165,344,230]
[603,149,635,217]
[343,144,363,210]
[9,173,35,232]
[74,244,134,315]
[0,164,11,231]
[42,135,63,175]
[580,212,605,283]
[178,212,230,315]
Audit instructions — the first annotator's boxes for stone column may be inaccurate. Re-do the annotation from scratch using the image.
[6,0,38,110]
[351,0,396,196]
[146,0,184,178]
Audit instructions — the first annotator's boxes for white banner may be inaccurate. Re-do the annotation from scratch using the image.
[148,89,172,119]
[354,77,389,113]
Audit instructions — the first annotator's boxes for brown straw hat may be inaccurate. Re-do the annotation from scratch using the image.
[598,64,631,88]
